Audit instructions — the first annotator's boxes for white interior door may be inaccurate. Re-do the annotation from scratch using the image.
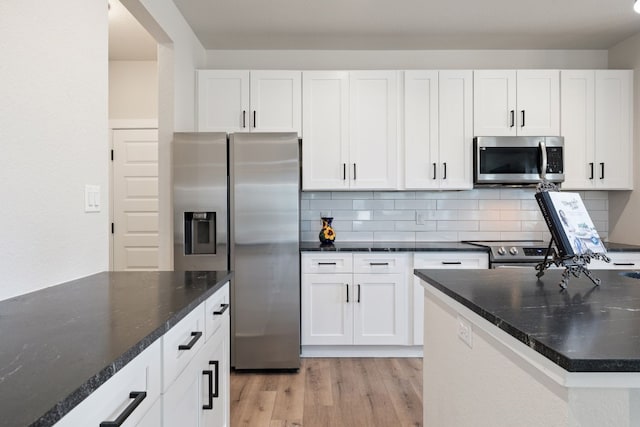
[112,128,159,271]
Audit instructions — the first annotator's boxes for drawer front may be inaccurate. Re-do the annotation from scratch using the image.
[205,282,230,341]
[302,253,353,273]
[414,252,489,269]
[590,252,640,270]
[162,302,206,392]
[353,253,409,274]
[54,340,161,427]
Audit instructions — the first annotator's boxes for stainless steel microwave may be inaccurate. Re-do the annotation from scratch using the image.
[473,136,564,185]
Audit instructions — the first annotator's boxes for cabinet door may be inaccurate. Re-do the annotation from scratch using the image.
[349,71,398,189]
[197,70,250,132]
[594,70,633,189]
[250,71,301,134]
[301,273,353,345]
[516,70,560,136]
[201,317,230,427]
[302,71,350,190]
[353,273,407,345]
[163,354,204,427]
[560,70,596,190]
[404,70,439,189]
[473,70,516,136]
[438,70,473,190]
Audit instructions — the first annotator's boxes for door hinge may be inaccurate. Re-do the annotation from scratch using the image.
[111,149,114,161]
[111,223,114,234]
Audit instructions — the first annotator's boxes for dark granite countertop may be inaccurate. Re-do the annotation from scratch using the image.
[300,241,486,252]
[415,268,640,373]
[0,270,233,427]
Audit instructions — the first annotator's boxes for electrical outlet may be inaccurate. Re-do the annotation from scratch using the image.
[457,316,473,348]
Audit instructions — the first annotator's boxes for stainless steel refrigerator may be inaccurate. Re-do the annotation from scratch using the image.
[229,133,300,370]
[173,131,300,370]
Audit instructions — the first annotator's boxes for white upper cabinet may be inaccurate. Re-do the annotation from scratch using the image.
[197,70,250,133]
[404,70,473,190]
[302,70,398,190]
[474,70,559,136]
[561,70,633,190]
[302,71,350,190]
[197,70,301,135]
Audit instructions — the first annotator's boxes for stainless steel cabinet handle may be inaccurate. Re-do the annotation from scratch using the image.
[100,392,147,427]
[178,331,203,350]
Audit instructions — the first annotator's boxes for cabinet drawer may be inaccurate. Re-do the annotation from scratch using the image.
[590,252,640,270]
[162,302,206,392]
[302,253,353,273]
[54,340,161,427]
[414,252,489,269]
[205,282,230,341]
[353,254,408,274]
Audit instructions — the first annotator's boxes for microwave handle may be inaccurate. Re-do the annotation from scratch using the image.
[539,140,547,180]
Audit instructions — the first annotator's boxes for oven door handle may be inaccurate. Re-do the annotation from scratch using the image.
[539,140,547,181]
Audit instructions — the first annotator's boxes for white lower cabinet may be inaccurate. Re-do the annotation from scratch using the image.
[56,282,230,427]
[301,253,409,349]
[588,252,640,270]
[412,252,489,345]
[54,340,162,427]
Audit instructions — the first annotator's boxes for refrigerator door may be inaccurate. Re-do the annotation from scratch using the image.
[230,132,300,370]
[173,132,228,271]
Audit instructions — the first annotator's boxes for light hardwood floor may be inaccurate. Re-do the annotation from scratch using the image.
[230,358,423,427]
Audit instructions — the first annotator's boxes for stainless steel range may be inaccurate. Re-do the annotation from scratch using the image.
[465,241,556,269]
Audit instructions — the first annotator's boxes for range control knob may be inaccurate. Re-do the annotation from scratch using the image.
[497,246,506,256]
[509,246,519,256]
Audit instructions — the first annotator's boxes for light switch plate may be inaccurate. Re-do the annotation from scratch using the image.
[84,185,101,212]
[457,315,473,348]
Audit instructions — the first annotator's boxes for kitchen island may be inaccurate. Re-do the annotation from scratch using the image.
[415,268,640,427]
[0,270,232,427]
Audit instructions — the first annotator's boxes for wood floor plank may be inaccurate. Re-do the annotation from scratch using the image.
[231,358,423,427]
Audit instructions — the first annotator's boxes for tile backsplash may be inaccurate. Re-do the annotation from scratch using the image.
[301,189,609,242]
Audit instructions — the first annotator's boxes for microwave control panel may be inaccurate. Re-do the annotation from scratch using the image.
[546,147,563,173]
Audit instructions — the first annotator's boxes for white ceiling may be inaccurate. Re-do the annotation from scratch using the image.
[110,0,640,60]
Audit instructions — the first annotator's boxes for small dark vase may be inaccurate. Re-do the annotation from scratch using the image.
[319,217,336,244]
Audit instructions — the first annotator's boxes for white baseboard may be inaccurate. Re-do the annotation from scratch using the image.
[301,345,423,358]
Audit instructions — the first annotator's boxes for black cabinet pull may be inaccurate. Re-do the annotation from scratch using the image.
[253,110,256,128]
[242,110,246,128]
[318,262,337,265]
[213,303,229,315]
[343,163,346,181]
[510,110,515,127]
[100,391,147,427]
[600,162,605,179]
[614,262,635,266]
[443,162,447,180]
[441,261,462,265]
[178,331,203,350]
[346,284,349,303]
[432,163,437,180]
[353,163,357,180]
[521,110,525,127]
[369,262,389,266]
[202,360,220,410]
[589,162,594,180]
[357,284,361,303]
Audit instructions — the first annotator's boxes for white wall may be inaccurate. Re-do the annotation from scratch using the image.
[206,49,608,70]
[608,33,640,245]
[109,61,158,119]
[0,1,109,300]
